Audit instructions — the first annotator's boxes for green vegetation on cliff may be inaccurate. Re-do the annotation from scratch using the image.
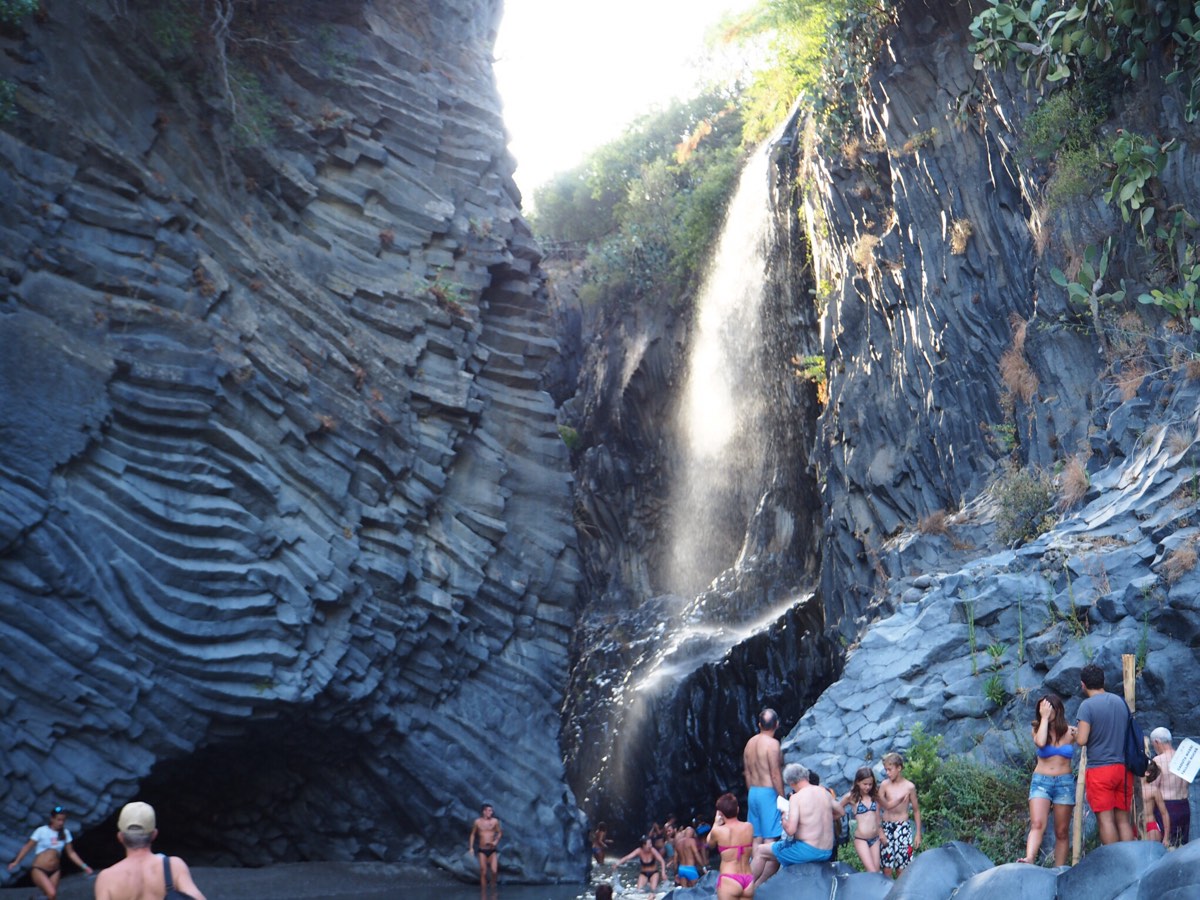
[532,0,893,310]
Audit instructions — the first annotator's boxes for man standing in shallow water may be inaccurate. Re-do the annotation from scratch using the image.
[468,802,503,888]
[744,708,785,886]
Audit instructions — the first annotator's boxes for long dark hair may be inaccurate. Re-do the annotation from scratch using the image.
[850,766,878,803]
[51,805,66,842]
[1032,693,1068,742]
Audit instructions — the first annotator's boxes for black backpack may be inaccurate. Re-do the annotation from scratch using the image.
[1122,700,1151,777]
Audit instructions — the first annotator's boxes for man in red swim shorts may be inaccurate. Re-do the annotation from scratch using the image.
[1075,663,1135,844]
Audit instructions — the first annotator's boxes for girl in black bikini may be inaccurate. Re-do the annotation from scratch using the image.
[838,767,883,873]
[613,835,666,892]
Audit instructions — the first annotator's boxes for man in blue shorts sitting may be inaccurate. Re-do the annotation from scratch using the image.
[752,763,840,888]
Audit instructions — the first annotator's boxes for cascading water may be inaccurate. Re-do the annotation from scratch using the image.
[565,113,836,839]
[666,142,774,596]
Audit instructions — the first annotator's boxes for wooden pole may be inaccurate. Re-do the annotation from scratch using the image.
[1073,745,1086,864]
[1123,654,1143,837]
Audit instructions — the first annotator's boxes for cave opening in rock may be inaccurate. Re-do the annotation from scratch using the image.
[73,718,428,870]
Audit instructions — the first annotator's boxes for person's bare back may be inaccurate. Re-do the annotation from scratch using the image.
[94,852,206,900]
[743,732,783,791]
[788,784,837,850]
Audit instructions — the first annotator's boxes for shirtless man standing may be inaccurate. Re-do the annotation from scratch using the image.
[744,708,785,886]
[93,801,207,900]
[753,763,840,888]
[468,802,503,888]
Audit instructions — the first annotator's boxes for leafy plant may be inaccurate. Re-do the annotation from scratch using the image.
[793,354,828,403]
[557,424,581,451]
[970,0,1200,122]
[994,464,1056,546]
[1022,84,1106,161]
[1050,239,1127,309]
[1138,255,1200,330]
[984,673,1008,706]
[986,642,1006,672]
[0,0,36,25]
[907,724,1029,861]
[1104,132,1176,233]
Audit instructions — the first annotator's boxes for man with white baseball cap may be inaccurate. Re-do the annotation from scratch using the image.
[93,801,206,900]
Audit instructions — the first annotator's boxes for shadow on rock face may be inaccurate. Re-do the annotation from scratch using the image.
[1056,839,1167,899]
[951,861,1059,900]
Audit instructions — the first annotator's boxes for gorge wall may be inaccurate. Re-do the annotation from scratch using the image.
[0,0,585,882]
[784,0,1200,801]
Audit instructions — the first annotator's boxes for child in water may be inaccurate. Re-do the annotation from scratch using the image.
[838,766,883,873]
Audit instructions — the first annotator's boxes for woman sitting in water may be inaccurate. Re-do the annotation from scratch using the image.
[7,805,93,899]
[612,835,666,892]
[1019,693,1077,865]
[838,766,883,873]
[706,792,755,899]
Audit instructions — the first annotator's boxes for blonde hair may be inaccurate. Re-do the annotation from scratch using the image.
[882,752,904,768]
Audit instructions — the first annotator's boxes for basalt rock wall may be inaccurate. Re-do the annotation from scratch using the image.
[810,0,1104,631]
[0,0,584,882]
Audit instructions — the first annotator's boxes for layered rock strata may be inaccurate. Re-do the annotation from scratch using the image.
[0,0,584,881]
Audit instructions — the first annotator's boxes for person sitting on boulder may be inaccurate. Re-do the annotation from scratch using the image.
[879,751,921,878]
[752,763,840,888]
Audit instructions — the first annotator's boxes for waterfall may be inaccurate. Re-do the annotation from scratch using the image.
[666,140,775,595]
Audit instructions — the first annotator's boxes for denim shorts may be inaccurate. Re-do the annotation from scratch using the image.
[1029,772,1076,805]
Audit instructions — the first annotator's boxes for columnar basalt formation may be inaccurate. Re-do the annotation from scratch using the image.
[0,0,584,880]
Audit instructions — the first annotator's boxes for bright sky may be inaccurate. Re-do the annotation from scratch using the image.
[494,0,760,200]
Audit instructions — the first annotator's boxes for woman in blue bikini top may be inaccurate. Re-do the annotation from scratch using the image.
[1019,692,1077,866]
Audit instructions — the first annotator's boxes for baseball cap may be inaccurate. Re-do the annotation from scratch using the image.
[118,801,156,833]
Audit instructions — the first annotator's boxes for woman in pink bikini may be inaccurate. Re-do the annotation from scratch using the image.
[707,792,755,899]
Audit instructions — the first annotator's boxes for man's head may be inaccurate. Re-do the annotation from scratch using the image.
[117,801,157,849]
[1150,726,1173,749]
[758,708,778,733]
[782,762,809,786]
[480,803,494,817]
[882,752,904,779]
[1080,663,1105,692]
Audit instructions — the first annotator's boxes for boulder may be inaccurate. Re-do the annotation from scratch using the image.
[884,841,992,900]
[947,861,1058,900]
[1134,840,1200,900]
[1056,841,1168,900]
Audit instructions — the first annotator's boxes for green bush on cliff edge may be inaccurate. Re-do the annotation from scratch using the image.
[0,0,37,25]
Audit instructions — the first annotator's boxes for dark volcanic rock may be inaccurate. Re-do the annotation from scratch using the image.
[0,0,583,883]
